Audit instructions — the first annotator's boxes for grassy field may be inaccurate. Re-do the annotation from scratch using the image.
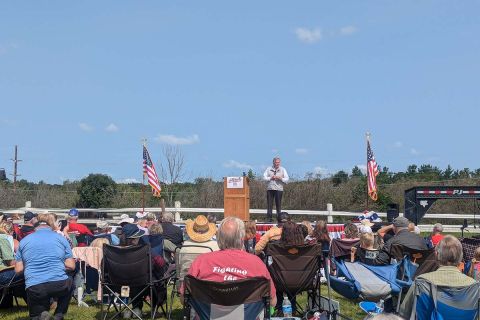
[0,285,364,320]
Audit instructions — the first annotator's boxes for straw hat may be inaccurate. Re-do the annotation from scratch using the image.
[360,219,374,227]
[185,215,217,243]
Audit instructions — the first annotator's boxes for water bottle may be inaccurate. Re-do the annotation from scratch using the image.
[282,294,292,317]
[375,299,384,313]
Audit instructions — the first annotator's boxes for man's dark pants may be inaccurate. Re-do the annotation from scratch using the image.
[266,190,283,221]
[26,278,73,319]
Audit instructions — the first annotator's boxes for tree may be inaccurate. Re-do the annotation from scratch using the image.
[332,170,348,186]
[77,174,117,208]
[160,145,186,205]
[351,166,364,178]
[443,165,454,179]
[247,169,256,180]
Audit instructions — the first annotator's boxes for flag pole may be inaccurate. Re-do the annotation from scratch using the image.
[141,138,147,213]
[366,132,370,211]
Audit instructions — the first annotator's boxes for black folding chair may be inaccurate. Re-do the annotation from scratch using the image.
[100,244,160,320]
[167,244,213,320]
[183,275,270,320]
[264,242,323,316]
[0,268,24,307]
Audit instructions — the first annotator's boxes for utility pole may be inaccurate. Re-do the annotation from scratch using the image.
[10,145,22,191]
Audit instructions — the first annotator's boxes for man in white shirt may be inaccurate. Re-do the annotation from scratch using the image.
[263,157,289,222]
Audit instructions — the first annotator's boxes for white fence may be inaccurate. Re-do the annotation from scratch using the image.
[2,204,479,233]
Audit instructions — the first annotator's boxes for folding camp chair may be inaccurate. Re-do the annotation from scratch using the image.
[0,268,24,307]
[389,244,434,312]
[101,244,164,320]
[410,279,480,320]
[167,244,213,320]
[264,242,323,316]
[183,275,270,320]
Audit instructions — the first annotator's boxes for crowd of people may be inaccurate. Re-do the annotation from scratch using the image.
[0,208,477,320]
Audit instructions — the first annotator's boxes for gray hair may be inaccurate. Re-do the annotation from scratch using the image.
[149,224,163,235]
[433,223,443,233]
[217,217,245,250]
[161,212,175,223]
[273,157,280,163]
[436,235,463,266]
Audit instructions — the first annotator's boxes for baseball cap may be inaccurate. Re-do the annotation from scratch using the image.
[69,208,79,217]
[24,211,38,222]
[277,212,290,223]
[393,217,409,228]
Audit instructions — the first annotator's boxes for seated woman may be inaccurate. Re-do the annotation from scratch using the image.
[0,221,18,286]
[243,221,260,254]
[279,221,305,246]
[311,220,331,252]
[274,221,304,315]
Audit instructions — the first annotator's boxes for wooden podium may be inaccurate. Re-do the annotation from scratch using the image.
[223,177,250,221]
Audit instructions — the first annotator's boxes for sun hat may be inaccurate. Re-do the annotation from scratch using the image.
[136,211,147,219]
[185,215,217,243]
[122,223,145,239]
[96,220,110,230]
[360,219,374,227]
[359,225,373,234]
[119,214,134,225]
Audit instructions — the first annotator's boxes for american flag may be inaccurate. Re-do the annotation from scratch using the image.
[143,145,161,197]
[367,140,379,201]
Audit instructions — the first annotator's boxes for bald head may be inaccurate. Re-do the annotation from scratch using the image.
[217,217,245,250]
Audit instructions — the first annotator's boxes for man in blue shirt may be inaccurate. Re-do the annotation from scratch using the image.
[15,213,75,320]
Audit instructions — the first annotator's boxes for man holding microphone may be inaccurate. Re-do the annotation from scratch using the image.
[263,157,289,222]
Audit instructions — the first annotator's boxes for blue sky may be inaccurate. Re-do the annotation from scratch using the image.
[1,2,479,183]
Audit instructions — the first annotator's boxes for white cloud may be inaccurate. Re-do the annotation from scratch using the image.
[313,166,330,176]
[295,148,308,155]
[78,122,93,132]
[154,134,199,145]
[394,141,403,148]
[0,42,18,55]
[105,123,119,132]
[410,148,419,155]
[356,164,368,174]
[117,178,140,184]
[339,25,358,36]
[295,27,322,44]
[223,160,252,170]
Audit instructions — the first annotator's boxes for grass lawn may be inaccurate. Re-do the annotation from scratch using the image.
[0,285,364,320]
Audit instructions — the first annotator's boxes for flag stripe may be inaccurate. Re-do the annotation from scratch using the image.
[367,140,379,201]
[143,146,161,197]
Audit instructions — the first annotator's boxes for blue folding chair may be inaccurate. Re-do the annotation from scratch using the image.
[412,278,480,320]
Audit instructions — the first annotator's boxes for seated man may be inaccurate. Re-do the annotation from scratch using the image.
[67,208,93,246]
[0,222,16,285]
[15,213,75,320]
[161,212,183,246]
[92,220,120,245]
[255,211,290,255]
[183,217,277,310]
[177,215,219,287]
[17,211,37,241]
[399,235,476,319]
[375,217,428,265]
